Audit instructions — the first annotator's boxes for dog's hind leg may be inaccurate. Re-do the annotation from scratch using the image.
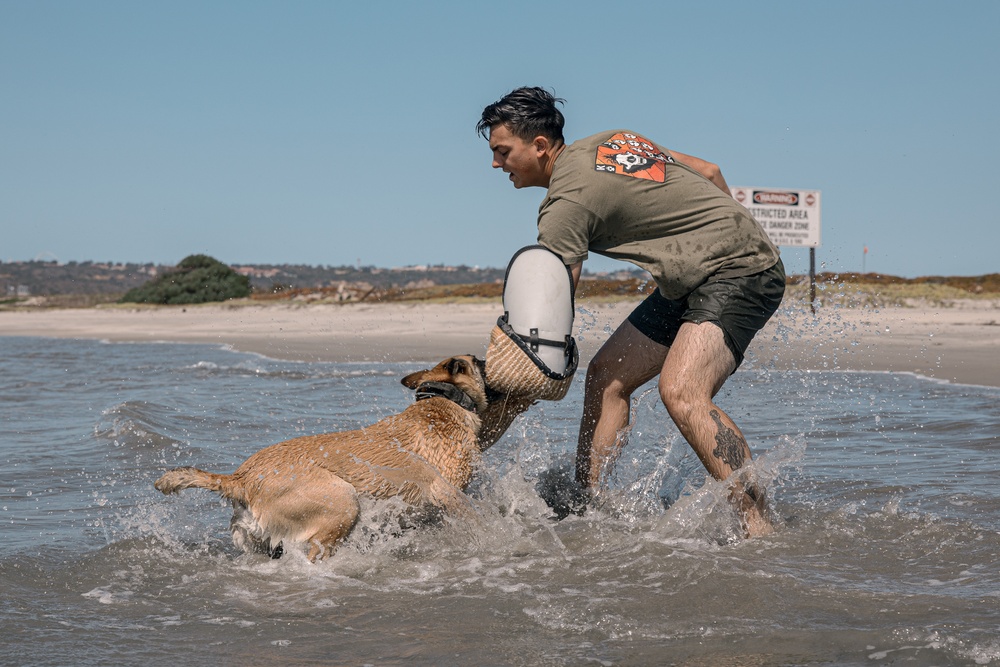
[300,473,361,562]
[248,468,361,562]
[230,502,284,557]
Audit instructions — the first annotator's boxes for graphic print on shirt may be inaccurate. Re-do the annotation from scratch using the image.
[594,132,674,183]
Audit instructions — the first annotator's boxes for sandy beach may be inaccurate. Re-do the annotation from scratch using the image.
[1,298,998,387]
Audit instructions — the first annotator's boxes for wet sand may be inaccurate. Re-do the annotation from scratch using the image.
[1,298,998,387]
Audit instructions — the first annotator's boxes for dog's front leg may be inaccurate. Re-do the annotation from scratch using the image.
[425,478,479,523]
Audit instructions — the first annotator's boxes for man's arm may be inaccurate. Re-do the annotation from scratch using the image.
[668,150,731,195]
[568,261,582,292]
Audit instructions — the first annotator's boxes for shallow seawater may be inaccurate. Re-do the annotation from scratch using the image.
[2,336,999,666]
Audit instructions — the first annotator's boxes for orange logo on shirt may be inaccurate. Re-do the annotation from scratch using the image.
[595,132,673,183]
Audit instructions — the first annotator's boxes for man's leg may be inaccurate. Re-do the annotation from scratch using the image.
[659,320,773,536]
[575,320,666,489]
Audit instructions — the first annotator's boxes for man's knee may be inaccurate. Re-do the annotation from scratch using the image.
[584,321,667,401]
[659,375,695,424]
[584,350,626,396]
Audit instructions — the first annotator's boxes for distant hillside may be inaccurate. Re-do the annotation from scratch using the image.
[0,259,648,300]
[250,274,660,304]
[2,259,997,307]
[253,272,1000,306]
[800,271,1000,294]
[0,260,508,297]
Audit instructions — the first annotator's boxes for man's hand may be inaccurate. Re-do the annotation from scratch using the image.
[668,150,732,195]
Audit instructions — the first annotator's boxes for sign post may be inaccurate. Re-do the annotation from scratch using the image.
[732,187,822,313]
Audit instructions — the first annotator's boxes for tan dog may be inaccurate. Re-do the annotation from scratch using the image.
[154,355,530,562]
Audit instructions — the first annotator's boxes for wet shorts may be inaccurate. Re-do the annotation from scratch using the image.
[627,259,785,368]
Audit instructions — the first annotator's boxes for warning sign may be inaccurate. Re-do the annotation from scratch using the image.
[732,186,821,248]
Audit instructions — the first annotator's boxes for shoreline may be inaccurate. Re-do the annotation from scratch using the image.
[1,299,998,388]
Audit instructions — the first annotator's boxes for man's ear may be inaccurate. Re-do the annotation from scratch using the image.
[533,135,553,156]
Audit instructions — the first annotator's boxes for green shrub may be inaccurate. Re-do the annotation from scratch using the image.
[119,254,251,305]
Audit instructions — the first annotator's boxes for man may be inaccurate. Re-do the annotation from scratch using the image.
[477,87,785,536]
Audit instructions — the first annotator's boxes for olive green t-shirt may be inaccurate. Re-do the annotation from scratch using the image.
[537,130,780,299]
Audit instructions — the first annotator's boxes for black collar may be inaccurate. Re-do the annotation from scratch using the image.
[415,381,479,413]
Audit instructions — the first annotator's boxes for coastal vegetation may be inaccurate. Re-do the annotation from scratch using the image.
[118,254,251,305]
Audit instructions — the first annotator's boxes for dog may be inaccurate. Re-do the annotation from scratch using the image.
[154,354,531,561]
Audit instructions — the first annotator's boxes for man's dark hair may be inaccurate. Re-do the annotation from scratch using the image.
[477,86,566,144]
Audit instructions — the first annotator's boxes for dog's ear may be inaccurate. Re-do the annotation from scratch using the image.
[446,357,467,377]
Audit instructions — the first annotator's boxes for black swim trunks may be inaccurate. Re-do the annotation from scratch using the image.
[627,259,785,367]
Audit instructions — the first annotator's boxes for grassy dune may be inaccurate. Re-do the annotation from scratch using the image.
[3,273,998,310]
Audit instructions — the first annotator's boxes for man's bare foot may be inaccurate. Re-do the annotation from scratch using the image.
[732,482,775,538]
[740,501,775,538]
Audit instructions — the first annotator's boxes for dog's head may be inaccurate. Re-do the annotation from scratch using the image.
[401,355,489,415]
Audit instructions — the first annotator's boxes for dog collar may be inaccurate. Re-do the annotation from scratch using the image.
[415,381,479,413]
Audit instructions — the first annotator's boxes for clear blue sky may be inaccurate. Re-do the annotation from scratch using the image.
[2,1,997,278]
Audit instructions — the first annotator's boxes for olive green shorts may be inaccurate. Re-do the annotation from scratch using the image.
[626,259,785,368]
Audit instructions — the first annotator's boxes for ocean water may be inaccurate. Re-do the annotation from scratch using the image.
[2,335,999,666]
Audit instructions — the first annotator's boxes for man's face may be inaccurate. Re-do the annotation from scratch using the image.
[488,124,547,189]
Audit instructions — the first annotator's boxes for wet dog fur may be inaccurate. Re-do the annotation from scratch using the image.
[154,354,532,561]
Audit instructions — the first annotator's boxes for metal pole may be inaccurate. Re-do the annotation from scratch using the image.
[809,247,816,314]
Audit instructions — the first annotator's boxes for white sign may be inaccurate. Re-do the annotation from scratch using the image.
[731,186,821,248]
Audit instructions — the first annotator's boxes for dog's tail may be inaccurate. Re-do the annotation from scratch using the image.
[154,467,244,503]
